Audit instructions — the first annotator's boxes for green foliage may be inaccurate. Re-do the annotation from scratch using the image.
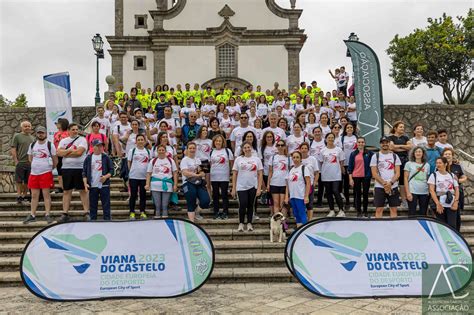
[387,9,473,104]
[12,93,27,108]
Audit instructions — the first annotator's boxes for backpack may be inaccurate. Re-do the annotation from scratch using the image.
[151,156,174,169]
[130,147,151,166]
[30,140,52,156]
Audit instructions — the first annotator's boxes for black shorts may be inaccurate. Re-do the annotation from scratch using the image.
[201,160,210,174]
[373,187,401,208]
[270,185,286,194]
[15,163,31,184]
[62,169,85,191]
[57,157,63,176]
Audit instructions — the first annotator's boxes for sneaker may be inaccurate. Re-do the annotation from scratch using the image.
[237,223,244,232]
[45,215,53,224]
[129,212,136,220]
[247,223,254,231]
[327,210,336,217]
[253,214,260,220]
[337,210,346,217]
[140,212,147,220]
[195,214,204,221]
[16,196,24,204]
[221,213,228,220]
[58,213,69,223]
[357,212,362,218]
[213,213,220,220]
[23,214,36,224]
[401,200,408,209]
[52,188,63,194]
[84,213,91,221]
[363,212,369,218]
[344,203,351,211]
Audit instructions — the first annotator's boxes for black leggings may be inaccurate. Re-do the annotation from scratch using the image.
[342,166,352,205]
[436,207,457,230]
[324,181,343,211]
[353,177,371,214]
[316,176,325,204]
[129,179,146,213]
[407,194,429,216]
[237,188,256,224]
[211,181,229,215]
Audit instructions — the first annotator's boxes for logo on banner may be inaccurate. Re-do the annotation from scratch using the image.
[49,110,67,123]
[305,232,368,271]
[42,234,107,274]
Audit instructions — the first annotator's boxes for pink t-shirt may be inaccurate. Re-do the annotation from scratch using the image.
[86,133,105,153]
[352,151,365,178]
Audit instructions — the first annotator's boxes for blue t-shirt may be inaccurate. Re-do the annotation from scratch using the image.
[425,146,443,174]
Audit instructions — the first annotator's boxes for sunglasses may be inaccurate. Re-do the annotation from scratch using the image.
[276,144,285,147]
[240,117,248,120]
[333,126,341,129]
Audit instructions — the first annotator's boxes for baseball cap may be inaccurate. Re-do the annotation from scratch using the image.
[380,136,390,143]
[36,126,47,133]
[91,139,104,146]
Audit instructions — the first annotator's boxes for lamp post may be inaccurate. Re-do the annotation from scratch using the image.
[346,32,359,57]
[92,33,104,105]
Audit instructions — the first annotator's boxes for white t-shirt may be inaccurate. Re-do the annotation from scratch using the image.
[256,103,269,117]
[92,117,110,135]
[112,123,131,152]
[156,117,178,133]
[59,136,88,169]
[427,171,459,207]
[320,125,331,137]
[282,108,296,124]
[201,104,216,115]
[262,146,278,176]
[28,141,56,175]
[341,135,357,166]
[125,132,140,154]
[435,141,453,150]
[219,117,233,134]
[171,105,181,120]
[269,154,291,187]
[180,156,201,184]
[90,154,102,188]
[147,157,177,192]
[310,138,326,170]
[194,138,213,162]
[232,156,263,191]
[305,123,318,136]
[230,126,256,149]
[319,147,344,182]
[262,126,286,143]
[411,137,428,147]
[287,165,308,200]
[152,144,176,160]
[302,156,319,185]
[369,152,402,189]
[127,147,151,180]
[346,103,357,121]
[210,148,234,182]
[287,134,309,154]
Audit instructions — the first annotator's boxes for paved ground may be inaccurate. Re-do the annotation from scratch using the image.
[0,283,423,314]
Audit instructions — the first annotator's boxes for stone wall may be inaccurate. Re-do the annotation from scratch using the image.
[0,166,15,193]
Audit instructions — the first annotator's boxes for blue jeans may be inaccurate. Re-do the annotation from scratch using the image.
[89,186,111,220]
[183,182,210,212]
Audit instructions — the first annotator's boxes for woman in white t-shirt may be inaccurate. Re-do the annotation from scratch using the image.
[305,113,318,138]
[267,139,290,217]
[411,123,427,147]
[194,126,213,197]
[428,157,460,229]
[346,96,357,125]
[235,130,260,158]
[219,108,233,140]
[285,151,311,227]
[127,134,151,220]
[124,120,141,154]
[210,135,234,220]
[300,142,320,220]
[232,142,263,232]
[319,113,331,137]
[152,131,178,164]
[180,142,210,222]
[145,144,178,218]
[319,133,345,217]
[260,131,277,213]
[287,123,309,154]
[310,127,327,207]
[341,123,358,210]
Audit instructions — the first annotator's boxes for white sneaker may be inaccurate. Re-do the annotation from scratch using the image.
[337,210,346,217]
[327,210,336,217]
[195,214,204,220]
[401,200,408,209]
[247,223,254,231]
[253,214,260,220]
[238,223,244,232]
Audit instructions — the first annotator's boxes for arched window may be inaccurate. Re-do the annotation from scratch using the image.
[217,43,236,77]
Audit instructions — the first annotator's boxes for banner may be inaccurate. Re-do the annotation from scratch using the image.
[288,218,473,298]
[344,40,383,148]
[43,72,73,142]
[21,219,214,301]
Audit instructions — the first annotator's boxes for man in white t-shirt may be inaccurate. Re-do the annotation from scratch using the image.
[230,113,256,152]
[91,105,110,136]
[112,112,132,191]
[57,123,89,222]
[370,136,402,218]
[435,129,453,150]
[23,126,57,224]
[262,113,287,144]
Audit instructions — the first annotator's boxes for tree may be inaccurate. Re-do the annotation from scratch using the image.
[387,9,473,104]
[12,93,28,108]
[0,95,12,107]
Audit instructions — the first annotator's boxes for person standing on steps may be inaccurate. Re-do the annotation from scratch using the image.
[57,123,90,222]
[285,151,311,228]
[341,123,357,211]
[348,137,373,218]
[53,118,69,194]
[404,146,430,217]
[23,126,57,224]
[267,138,289,218]
[11,120,34,205]
[180,142,210,222]
[232,142,263,232]
[443,148,467,231]
[370,136,402,218]
[319,133,345,217]
[112,111,131,192]
[299,142,320,221]
[82,139,112,221]
[127,134,150,220]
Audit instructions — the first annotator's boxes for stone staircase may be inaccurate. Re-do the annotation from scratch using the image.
[0,178,473,287]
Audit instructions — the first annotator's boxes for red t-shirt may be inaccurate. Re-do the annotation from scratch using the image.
[86,133,106,153]
[53,131,69,149]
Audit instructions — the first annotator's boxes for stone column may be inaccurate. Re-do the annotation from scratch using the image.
[109,50,125,90]
[285,44,302,90]
[115,0,123,36]
[152,45,169,86]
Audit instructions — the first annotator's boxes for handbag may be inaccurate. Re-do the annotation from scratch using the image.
[187,176,206,186]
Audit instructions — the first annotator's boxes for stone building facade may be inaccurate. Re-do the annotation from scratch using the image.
[107,0,307,92]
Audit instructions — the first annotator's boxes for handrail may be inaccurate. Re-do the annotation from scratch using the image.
[384,119,393,130]
[457,149,474,163]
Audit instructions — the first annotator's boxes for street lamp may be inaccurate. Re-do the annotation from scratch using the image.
[346,32,359,57]
[92,33,104,105]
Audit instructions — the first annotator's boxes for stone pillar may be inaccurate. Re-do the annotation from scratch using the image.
[285,44,302,91]
[115,0,123,36]
[152,45,169,86]
[109,50,125,90]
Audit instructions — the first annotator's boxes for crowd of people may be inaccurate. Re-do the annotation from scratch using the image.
[11,70,467,232]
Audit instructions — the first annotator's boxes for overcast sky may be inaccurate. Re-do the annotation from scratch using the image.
[0,0,471,106]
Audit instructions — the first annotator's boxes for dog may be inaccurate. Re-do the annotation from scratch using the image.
[270,212,286,243]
